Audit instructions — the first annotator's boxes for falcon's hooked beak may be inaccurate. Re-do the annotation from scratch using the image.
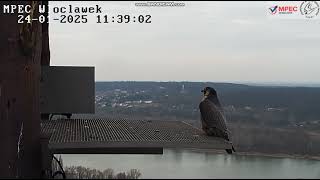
[201,89,209,96]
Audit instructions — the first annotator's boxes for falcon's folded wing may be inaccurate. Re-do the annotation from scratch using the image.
[199,99,229,139]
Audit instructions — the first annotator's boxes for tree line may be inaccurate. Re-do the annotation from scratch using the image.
[52,155,142,179]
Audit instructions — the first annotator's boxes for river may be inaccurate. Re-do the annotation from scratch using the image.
[58,149,320,179]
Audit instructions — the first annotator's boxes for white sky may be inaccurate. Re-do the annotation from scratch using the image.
[49,1,320,83]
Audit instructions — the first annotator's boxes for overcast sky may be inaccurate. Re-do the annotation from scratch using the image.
[49,1,320,84]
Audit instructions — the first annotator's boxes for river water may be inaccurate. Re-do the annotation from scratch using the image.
[59,149,320,179]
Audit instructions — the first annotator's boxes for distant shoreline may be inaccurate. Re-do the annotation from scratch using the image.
[179,148,320,161]
[234,151,320,161]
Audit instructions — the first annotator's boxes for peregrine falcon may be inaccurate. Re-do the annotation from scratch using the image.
[199,87,235,154]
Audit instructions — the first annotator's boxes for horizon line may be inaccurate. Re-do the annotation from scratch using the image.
[94,81,320,87]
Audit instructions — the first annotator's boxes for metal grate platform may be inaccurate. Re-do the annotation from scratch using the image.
[41,118,232,154]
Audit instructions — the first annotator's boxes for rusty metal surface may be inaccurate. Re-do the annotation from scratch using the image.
[41,118,231,154]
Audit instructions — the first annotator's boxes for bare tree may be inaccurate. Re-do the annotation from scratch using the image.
[126,169,142,179]
[103,168,115,179]
[115,172,127,179]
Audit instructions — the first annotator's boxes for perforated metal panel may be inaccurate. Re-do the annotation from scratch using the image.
[41,118,232,154]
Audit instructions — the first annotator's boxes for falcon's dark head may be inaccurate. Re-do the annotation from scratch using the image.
[201,87,217,97]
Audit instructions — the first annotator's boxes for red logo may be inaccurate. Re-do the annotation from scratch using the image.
[269,5,298,15]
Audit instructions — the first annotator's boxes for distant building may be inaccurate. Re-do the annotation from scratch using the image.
[244,106,252,110]
[224,105,236,112]
[180,84,185,93]
[133,100,142,104]
[266,107,285,112]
